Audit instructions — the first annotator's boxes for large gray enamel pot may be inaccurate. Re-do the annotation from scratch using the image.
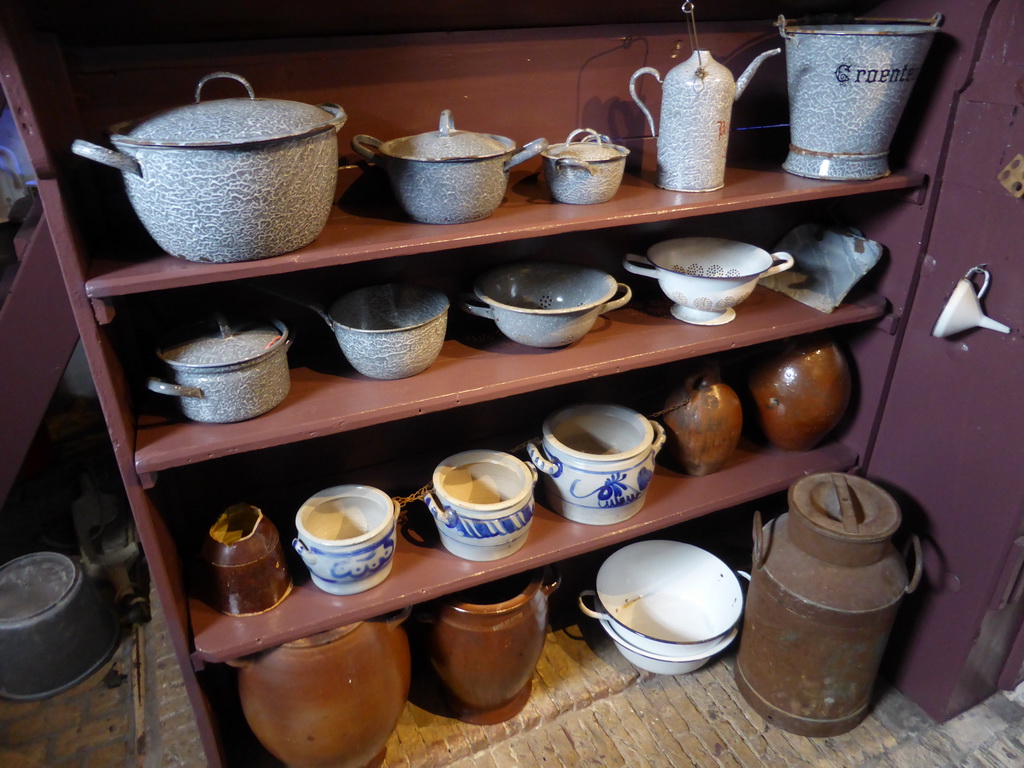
[352,109,547,224]
[147,315,292,423]
[72,72,347,263]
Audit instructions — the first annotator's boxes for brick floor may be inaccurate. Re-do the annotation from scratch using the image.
[3,587,1024,768]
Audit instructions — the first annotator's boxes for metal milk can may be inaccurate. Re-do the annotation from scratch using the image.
[734,472,921,737]
[629,47,780,192]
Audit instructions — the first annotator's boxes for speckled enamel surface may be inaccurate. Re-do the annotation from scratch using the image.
[780,21,939,180]
[118,131,337,262]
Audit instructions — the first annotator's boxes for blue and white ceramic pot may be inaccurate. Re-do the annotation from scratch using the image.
[424,449,537,562]
[528,403,666,525]
[293,484,398,595]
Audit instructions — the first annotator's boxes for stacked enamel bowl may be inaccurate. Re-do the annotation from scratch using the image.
[579,540,745,674]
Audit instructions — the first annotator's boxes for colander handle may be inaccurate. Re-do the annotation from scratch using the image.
[623,253,659,280]
[761,251,795,279]
[456,293,495,320]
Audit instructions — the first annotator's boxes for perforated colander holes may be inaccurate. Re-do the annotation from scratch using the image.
[540,293,554,309]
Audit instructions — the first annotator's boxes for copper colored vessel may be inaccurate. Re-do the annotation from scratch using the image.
[426,567,559,724]
[231,611,411,768]
[735,473,921,736]
[201,503,291,616]
[662,361,743,476]
[749,333,852,451]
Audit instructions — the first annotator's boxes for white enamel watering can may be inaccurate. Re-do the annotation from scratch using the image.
[630,47,780,192]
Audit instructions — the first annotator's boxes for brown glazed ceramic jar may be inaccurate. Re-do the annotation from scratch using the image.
[231,611,411,768]
[749,333,852,451]
[426,567,559,724]
[662,361,743,476]
[201,503,292,616]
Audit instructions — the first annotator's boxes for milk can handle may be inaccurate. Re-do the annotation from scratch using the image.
[903,534,923,594]
[752,509,766,569]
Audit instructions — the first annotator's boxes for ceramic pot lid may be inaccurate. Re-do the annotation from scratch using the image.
[113,72,345,148]
[379,109,512,161]
[158,316,287,369]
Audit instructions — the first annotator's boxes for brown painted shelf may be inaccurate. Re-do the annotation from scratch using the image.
[86,165,924,299]
[189,439,857,664]
[134,288,887,477]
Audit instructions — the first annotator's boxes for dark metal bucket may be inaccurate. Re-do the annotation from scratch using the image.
[0,552,119,700]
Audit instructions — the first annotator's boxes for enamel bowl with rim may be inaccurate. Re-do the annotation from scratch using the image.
[459,261,631,348]
[579,539,745,654]
[623,237,795,325]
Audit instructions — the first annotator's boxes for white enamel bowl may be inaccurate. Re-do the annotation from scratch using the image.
[624,237,794,325]
[598,616,738,675]
[579,540,745,654]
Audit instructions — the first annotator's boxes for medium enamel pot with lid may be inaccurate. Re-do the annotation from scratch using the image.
[352,109,548,224]
[72,71,347,263]
[147,314,292,423]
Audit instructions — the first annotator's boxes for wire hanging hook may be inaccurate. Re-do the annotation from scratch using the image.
[682,1,706,82]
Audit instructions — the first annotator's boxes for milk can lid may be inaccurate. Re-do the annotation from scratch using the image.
[788,472,901,544]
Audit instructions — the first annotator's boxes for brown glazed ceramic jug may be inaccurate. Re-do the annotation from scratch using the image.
[231,610,411,768]
[662,361,743,476]
[426,567,559,724]
[749,333,852,451]
[200,503,292,616]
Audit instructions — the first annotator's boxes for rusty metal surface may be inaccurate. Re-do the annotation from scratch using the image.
[736,474,914,736]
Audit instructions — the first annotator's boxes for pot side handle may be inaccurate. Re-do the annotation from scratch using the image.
[761,251,795,279]
[456,293,495,320]
[147,377,203,400]
[622,253,659,280]
[526,440,561,477]
[71,140,142,178]
[629,67,662,138]
[351,135,383,164]
[648,420,667,457]
[599,283,633,315]
[554,157,597,175]
[577,590,611,621]
[504,138,549,172]
[422,490,454,527]
[318,103,348,131]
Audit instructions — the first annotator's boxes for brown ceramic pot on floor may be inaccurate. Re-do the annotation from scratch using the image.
[230,610,411,768]
[749,333,852,451]
[662,361,743,476]
[425,567,559,724]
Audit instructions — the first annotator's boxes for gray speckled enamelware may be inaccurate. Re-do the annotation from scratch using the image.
[328,284,449,380]
[778,15,942,180]
[147,316,292,423]
[351,109,547,224]
[459,261,632,348]
[72,72,347,263]
[542,129,629,205]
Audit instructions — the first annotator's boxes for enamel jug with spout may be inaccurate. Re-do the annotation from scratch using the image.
[630,47,780,192]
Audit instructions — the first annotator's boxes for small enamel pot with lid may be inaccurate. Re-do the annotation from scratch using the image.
[541,129,629,205]
[146,314,291,423]
[352,109,547,224]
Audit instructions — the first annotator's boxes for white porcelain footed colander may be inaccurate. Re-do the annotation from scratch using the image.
[624,237,794,325]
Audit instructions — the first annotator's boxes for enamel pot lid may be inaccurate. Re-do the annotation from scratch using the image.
[110,71,347,149]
